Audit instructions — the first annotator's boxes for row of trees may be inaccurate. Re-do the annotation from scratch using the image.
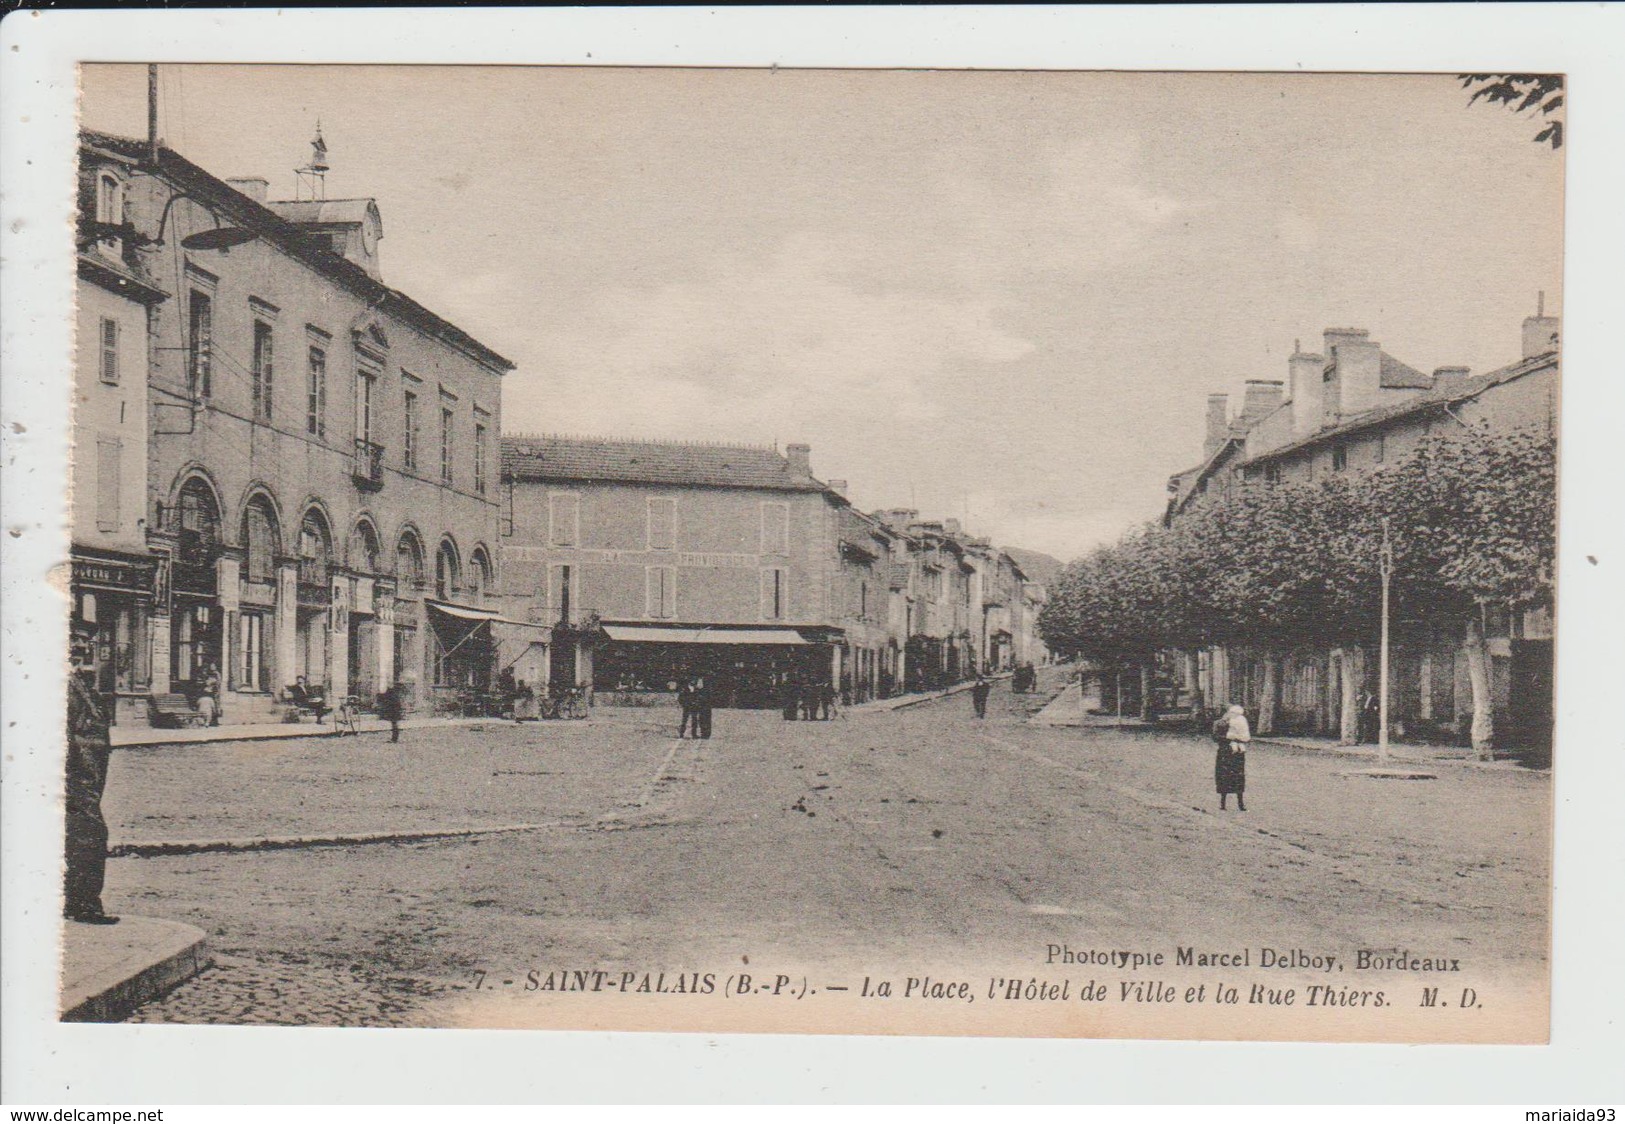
[1038,428,1556,756]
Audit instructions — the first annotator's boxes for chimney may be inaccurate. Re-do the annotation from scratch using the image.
[1203,394,1229,459]
[877,508,918,530]
[227,176,269,204]
[1323,328,1381,418]
[943,518,962,536]
[1432,366,1471,390]
[785,443,812,479]
[1288,340,1326,441]
[1522,291,1560,359]
[1240,379,1285,425]
[827,478,848,497]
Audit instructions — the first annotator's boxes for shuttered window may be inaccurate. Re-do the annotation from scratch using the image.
[95,437,120,531]
[647,497,676,550]
[646,566,676,619]
[760,502,790,555]
[760,568,787,621]
[98,318,119,385]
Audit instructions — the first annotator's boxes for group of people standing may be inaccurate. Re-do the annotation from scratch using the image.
[677,675,714,739]
[782,676,838,722]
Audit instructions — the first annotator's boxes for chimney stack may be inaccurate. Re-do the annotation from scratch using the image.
[942,518,962,536]
[1522,291,1560,359]
[877,508,918,530]
[1288,341,1326,440]
[1240,379,1285,425]
[227,176,269,204]
[1323,328,1381,418]
[785,443,812,479]
[1203,394,1229,459]
[827,478,848,497]
[1432,366,1471,389]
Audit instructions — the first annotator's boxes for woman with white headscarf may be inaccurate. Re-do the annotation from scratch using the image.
[1215,703,1249,811]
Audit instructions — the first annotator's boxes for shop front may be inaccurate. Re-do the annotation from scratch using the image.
[595,623,838,709]
[69,546,157,725]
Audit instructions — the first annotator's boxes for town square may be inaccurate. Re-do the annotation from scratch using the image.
[49,62,1561,1044]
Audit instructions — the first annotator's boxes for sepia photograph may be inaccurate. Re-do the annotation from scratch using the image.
[5,5,1624,1105]
[54,61,1562,1042]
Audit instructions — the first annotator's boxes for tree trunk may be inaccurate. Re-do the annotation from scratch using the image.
[1258,652,1279,735]
[1463,615,1496,761]
[1140,663,1153,722]
[1337,646,1363,745]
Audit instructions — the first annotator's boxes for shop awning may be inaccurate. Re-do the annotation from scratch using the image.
[426,599,550,629]
[602,624,809,646]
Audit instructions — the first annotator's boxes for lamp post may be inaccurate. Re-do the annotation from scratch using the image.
[1378,517,1393,763]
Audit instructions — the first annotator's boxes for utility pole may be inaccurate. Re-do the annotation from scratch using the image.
[147,64,160,167]
[1379,516,1393,762]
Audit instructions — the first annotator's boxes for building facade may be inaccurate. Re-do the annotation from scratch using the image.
[501,437,849,707]
[78,130,514,724]
[1164,313,1558,749]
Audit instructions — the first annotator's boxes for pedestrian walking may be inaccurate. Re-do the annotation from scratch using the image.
[971,673,991,719]
[693,674,714,739]
[64,622,117,925]
[198,662,222,726]
[378,679,406,743]
[1214,703,1249,811]
[677,676,698,738]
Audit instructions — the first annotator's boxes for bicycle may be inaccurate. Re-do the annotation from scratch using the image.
[558,685,589,720]
[332,695,361,737]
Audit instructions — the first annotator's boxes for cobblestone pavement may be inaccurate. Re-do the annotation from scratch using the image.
[109,669,1550,1035]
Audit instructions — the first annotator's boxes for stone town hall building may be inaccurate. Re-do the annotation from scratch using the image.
[73,130,513,724]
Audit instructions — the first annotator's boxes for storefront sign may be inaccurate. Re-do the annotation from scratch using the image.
[71,553,157,598]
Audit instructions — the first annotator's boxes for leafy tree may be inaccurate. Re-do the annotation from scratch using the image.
[1459,74,1564,149]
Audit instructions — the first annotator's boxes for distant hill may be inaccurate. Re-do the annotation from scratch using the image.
[1001,546,1064,587]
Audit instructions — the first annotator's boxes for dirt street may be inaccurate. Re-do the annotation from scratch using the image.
[117,674,1550,1040]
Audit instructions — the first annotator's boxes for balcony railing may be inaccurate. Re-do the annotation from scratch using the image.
[352,438,385,490]
[297,559,331,607]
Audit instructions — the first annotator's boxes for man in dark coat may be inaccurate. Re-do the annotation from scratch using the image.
[676,676,697,738]
[65,624,118,924]
[378,679,406,743]
[970,673,992,719]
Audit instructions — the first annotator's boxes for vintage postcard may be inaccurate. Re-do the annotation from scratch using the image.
[10,6,1625,1104]
[49,61,1562,1046]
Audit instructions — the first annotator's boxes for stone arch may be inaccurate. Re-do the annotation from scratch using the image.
[348,514,383,574]
[434,535,462,601]
[394,523,427,590]
[467,543,495,599]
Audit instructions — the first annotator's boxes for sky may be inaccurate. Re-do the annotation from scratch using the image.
[80,66,1564,562]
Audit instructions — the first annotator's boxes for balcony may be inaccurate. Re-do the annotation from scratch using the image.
[297,559,332,608]
[352,438,385,490]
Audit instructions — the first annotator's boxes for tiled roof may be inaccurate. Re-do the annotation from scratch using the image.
[1379,350,1432,389]
[80,130,511,373]
[1240,350,1556,467]
[501,435,829,492]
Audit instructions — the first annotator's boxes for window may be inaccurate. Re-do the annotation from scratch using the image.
[1264,463,1282,486]
[98,318,119,385]
[435,541,460,601]
[760,502,790,555]
[474,423,488,494]
[860,580,869,620]
[95,437,120,531]
[243,499,278,583]
[356,366,377,447]
[396,532,425,589]
[403,390,419,469]
[647,497,676,551]
[761,568,787,621]
[549,493,579,547]
[306,346,327,437]
[239,612,269,693]
[1331,444,1348,472]
[440,406,454,485]
[188,291,213,398]
[1374,434,1386,464]
[646,566,676,619]
[95,172,123,225]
